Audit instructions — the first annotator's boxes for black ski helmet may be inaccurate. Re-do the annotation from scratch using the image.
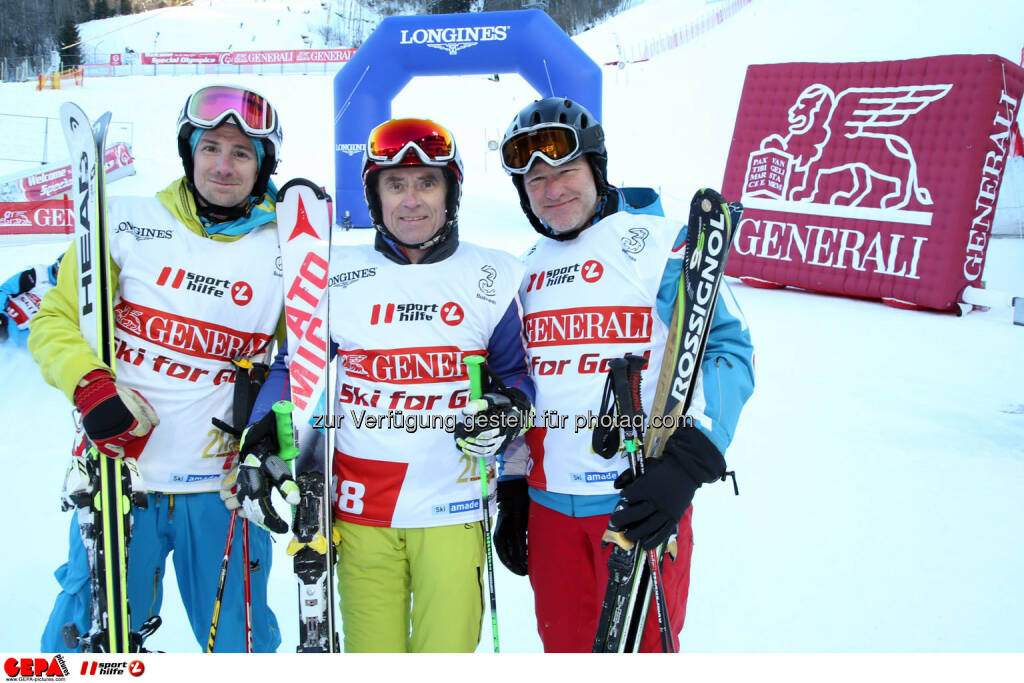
[500,97,608,238]
[361,118,464,251]
[175,84,282,201]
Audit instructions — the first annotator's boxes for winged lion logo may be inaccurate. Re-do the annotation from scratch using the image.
[749,83,952,212]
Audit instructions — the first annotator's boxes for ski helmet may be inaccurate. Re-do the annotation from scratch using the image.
[361,118,464,250]
[499,97,608,237]
[176,84,283,200]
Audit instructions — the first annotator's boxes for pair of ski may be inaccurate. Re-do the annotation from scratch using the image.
[59,103,161,652]
[204,175,341,653]
[591,188,742,653]
[60,102,339,652]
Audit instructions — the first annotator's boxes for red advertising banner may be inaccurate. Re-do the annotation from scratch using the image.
[722,55,1024,311]
[0,199,73,236]
[140,48,356,65]
[0,143,135,202]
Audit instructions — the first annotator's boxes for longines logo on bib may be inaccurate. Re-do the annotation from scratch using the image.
[398,25,510,55]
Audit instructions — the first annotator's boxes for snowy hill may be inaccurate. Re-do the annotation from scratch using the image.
[0,0,1023,658]
[77,0,379,59]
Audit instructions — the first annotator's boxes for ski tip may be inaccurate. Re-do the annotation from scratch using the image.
[278,178,328,202]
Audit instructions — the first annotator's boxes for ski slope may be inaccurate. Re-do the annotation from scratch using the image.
[1,0,1023,657]
[77,0,379,57]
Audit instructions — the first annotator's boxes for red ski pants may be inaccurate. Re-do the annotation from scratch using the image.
[527,501,694,652]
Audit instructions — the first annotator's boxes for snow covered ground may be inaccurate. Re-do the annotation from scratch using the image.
[77,0,380,58]
[1,0,1022,659]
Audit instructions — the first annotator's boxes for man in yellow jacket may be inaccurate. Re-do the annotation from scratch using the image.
[30,85,297,652]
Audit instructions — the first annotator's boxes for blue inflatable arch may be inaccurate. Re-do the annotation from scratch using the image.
[332,9,602,228]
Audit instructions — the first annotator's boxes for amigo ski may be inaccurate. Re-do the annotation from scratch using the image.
[592,188,741,653]
[275,178,339,653]
[59,102,159,652]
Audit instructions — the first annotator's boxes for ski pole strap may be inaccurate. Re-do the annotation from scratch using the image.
[607,355,648,459]
[231,358,254,435]
[271,400,299,463]
[602,354,650,552]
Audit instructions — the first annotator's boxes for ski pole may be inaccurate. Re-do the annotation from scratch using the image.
[206,509,239,652]
[241,518,253,653]
[600,355,674,653]
[463,354,500,653]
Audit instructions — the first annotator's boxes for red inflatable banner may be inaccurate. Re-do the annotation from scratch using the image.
[722,54,1024,311]
[0,199,73,236]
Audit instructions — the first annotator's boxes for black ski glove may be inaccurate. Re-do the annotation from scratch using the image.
[493,478,529,576]
[610,426,725,551]
[236,410,300,534]
[454,386,534,461]
[0,313,8,343]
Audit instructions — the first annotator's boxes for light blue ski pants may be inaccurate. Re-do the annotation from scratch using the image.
[41,491,281,652]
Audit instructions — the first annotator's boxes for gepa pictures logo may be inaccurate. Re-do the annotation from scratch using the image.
[398,25,510,55]
[4,655,69,680]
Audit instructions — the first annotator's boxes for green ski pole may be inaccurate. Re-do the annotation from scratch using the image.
[463,354,500,652]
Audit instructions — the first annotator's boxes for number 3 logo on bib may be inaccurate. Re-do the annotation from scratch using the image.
[440,301,464,326]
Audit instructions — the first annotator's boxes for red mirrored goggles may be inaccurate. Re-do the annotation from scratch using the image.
[366,118,457,166]
[500,123,581,174]
[185,85,277,136]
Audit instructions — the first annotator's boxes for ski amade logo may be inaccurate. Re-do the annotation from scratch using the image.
[432,498,481,515]
[398,25,510,56]
[525,259,603,291]
[570,471,618,484]
[4,655,69,680]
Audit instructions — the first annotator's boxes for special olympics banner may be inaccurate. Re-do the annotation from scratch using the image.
[0,143,135,202]
[141,49,355,65]
[0,199,73,236]
[722,54,1024,311]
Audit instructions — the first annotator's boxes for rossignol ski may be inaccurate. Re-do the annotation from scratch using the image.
[59,102,160,652]
[592,188,742,653]
[275,178,339,653]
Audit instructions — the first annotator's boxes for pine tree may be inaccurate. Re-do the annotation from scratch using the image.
[57,17,83,67]
[93,0,111,19]
[119,0,132,15]
[76,0,93,22]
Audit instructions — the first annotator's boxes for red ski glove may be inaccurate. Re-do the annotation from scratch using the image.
[73,369,159,458]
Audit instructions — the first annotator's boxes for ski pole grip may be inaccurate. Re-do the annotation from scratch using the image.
[601,528,634,551]
[271,400,299,463]
[463,355,485,400]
